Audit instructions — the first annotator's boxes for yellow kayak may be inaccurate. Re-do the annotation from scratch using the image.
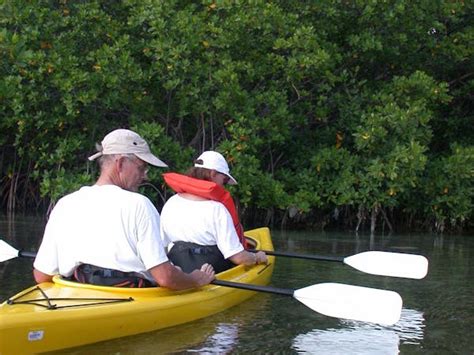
[0,227,274,354]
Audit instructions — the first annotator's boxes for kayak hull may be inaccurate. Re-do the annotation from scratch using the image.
[0,227,274,354]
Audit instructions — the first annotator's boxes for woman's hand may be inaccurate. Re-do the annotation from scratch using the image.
[254,251,268,264]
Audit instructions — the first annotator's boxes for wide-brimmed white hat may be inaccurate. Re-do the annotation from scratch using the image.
[88,129,168,167]
[194,151,237,185]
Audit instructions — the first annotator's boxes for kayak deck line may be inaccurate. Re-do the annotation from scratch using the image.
[257,262,273,275]
[7,285,134,310]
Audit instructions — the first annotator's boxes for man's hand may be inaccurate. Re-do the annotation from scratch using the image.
[190,263,215,287]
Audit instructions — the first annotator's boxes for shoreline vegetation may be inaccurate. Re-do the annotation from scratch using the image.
[1,1,472,233]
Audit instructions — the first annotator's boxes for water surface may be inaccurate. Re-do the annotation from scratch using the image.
[1,216,472,354]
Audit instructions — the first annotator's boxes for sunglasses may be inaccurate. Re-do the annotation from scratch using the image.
[219,172,230,184]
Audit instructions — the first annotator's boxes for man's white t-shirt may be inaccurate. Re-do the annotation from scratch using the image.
[34,185,168,282]
[160,194,243,259]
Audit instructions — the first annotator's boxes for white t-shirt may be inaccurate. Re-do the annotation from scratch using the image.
[34,185,168,282]
[160,194,244,259]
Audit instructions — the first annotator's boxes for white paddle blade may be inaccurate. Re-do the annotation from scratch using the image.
[344,251,429,279]
[293,283,402,326]
[0,239,20,262]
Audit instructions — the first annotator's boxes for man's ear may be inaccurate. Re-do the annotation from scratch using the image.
[116,156,126,172]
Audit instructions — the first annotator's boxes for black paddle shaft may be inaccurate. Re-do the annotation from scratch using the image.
[247,249,343,263]
[212,279,294,296]
[19,250,37,258]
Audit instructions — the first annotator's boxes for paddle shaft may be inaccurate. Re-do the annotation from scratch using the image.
[212,279,293,296]
[4,242,427,280]
[19,250,37,258]
[247,249,343,263]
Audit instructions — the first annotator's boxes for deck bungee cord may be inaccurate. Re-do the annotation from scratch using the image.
[7,285,134,310]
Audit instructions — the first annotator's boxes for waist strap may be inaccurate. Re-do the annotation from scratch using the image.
[168,241,234,274]
[72,264,153,288]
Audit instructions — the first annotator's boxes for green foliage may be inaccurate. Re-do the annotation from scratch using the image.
[351,72,449,208]
[0,0,472,232]
[422,145,474,232]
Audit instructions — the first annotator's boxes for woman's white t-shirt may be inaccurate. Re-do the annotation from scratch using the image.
[160,194,244,259]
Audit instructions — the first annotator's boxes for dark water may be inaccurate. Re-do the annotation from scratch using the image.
[1,216,473,354]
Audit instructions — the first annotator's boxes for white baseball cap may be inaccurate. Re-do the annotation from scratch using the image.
[88,129,168,167]
[194,151,237,185]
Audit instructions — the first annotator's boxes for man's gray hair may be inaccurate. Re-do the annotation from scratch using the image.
[97,153,136,168]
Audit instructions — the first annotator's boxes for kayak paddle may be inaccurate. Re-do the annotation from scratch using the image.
[0,239,36,262]
[248,249,428,279]
[213,279,402,325]
[1,239,403,325]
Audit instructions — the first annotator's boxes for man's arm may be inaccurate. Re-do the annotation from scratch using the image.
[149,262,214,290]
[33,268,54,283]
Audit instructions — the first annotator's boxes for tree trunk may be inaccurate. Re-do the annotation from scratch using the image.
[370,204,380,236]
[380,207,393,234]
[355,205,365,233]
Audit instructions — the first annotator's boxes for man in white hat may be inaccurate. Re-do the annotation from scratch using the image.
[33,129,214,290]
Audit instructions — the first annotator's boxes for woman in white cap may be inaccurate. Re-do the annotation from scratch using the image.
[160,151,267,273]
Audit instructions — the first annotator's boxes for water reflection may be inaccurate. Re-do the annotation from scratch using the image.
[390,308,425,344]
[47,319,226,354]
[46,292,270,354]
[292,308,425,354]
[187,323,239,354]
